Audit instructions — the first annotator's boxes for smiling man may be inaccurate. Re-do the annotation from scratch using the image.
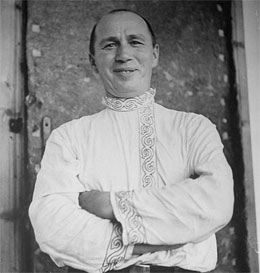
[29,9,234,273]
[89,10,159,98]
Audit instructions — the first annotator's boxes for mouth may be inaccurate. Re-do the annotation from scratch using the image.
[113,68,137,74]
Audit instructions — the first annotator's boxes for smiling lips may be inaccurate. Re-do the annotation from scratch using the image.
[113,68,137,75]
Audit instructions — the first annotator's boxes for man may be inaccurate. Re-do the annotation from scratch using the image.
[29,9,234,273]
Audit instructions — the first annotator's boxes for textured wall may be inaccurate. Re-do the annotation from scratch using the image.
[26,1,247,272]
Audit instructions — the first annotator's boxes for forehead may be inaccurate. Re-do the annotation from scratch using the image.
[95,12,151,41]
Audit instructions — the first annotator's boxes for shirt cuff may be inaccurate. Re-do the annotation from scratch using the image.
[110,190,147,245]
[101,222,135,272]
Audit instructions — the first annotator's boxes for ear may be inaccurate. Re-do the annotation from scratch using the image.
[89,53,99,74]
[152,44,159,68]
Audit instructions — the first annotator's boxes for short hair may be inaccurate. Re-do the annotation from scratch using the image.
[89,9,157,58]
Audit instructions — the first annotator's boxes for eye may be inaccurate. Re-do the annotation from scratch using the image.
[103,42,117,50]
[130,40,143,46]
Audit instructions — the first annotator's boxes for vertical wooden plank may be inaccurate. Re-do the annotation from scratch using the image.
[0,0,24,272]
[242,1,260,264]
[231,1,259,272]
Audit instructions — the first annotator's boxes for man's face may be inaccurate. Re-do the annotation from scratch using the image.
[92,11,159,98]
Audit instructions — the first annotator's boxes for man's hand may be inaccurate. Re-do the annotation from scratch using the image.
[79,190,115,220]
[79,191,185,255]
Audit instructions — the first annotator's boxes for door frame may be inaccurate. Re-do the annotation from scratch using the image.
[232,0,259,271]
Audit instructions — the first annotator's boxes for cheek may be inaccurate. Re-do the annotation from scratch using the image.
[138,51,155,65]
[96,63,112,79]
[96,54,113,70]
[142,57,155,73]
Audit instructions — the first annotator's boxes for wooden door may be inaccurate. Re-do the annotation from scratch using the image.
[0,0,27,272]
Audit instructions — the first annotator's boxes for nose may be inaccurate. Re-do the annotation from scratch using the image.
[115,43,132,63]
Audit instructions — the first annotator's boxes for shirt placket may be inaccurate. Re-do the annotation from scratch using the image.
[138,101,157,188]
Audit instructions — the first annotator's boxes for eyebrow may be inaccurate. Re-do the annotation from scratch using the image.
[128,34,146,41]
[99,36,118,47]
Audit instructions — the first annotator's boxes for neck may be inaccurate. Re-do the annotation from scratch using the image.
[105,89,150,99]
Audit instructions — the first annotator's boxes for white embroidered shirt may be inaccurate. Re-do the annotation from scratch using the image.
[29,89,234,273]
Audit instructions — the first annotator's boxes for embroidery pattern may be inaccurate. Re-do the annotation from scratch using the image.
[104,88,155,112]
[102,89,157,268]
[139,101,156,188]
[101,223,126,272]
[114,191,147,244]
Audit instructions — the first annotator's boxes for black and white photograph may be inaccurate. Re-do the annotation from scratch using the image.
[0,0,259,272]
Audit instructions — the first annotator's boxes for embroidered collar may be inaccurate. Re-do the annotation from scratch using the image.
[103,88,156,112]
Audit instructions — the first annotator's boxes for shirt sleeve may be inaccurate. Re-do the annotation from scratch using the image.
[110,114,234,246]
[29,126,133,273]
